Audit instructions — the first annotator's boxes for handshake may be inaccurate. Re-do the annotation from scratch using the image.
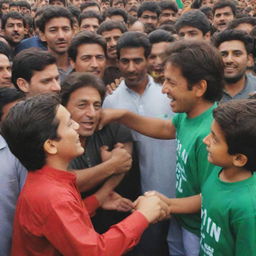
[134,191,171,224]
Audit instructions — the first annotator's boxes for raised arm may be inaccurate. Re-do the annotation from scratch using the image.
[99,109,176,140]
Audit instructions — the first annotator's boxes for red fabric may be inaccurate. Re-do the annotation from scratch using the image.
[11,165,148,256]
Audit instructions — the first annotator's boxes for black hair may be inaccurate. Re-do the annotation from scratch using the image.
[175,10,211,35]
[104,7,128,23]
[67,4,81,20]
[1,93,61,171]
[0,40,12,60]
[116,31,151,59]
[61,72,105,105]
[68,31,107,61]
[1,11,26,29]
[148,29,176,44]
[213,29,254,54]
[36,6,74,32]
[159,1,178,13]
[12,48,57,89]
[213,99,256,172]
[78,10,102,26]
[80,1,100,12]
[213,0,236,17]
[228,17,256,30]
[97,19,127,34]
[163,40,224,102]
[17,0,31,10]
[137,1,161,18]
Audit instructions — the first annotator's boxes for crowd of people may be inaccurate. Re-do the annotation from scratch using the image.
[0,0,256,255]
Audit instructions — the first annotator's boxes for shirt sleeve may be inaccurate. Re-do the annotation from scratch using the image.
[43,199,149,256]
[83,195,99,216]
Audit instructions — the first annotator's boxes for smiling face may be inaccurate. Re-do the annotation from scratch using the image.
[40,17,73,55]
[218,40,249,84]
[65,86,102,138]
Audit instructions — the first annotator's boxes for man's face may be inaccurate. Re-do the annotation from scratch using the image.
[178,26,209,41]
[53,104,84,161]
[112,0,125,9]
[139,10,158,28]
[0,54,12,87]
[202,0,215,8]
[72,43,106,78]
[148,41,170,84]
[4,18,25,45]
[36,0,49,7]
[40,17,73,55]
[80,18,99,32]
[100,1,110,12]
[101,28,122,60]
[70,0,83,7]
[22,64,61,96]
[1,3,9,14]
[50,0,65,6]
[218,40,249,84]
[20,6,31,15]
[119,47,148,88]
[66,86,102,137]
[162,62,198,116]
[125,0,138,10]
[213,6,234,31]
[159,9,177,25]
[235,23,254,34]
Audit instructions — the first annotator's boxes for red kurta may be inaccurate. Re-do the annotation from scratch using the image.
[11,165,148,256]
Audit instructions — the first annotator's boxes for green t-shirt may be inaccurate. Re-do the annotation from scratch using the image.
[200,170,256,256]
[172,103,220,236]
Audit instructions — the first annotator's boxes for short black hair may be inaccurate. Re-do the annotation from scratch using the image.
[36,6,74,32]
[213,29,254,55]
[1,94,61,171]
[12,48,57,89]
[175,10,211,35]
[1,11,26,29]
[97,19,127,34]
[78,10,102,26]
[116,31,151,59]
[148,29,176,44]
[17,0,31,10]
[213,99,256,172]
[137,1,161,18]
[159,0,178,14]
[228,17,256,30]
[213,0,236,17]
[0,87,24,121]
[61,72,105,106]
[68,31,107,62]
[0,40,12,60]
[104,7,128,23]
[163,40,224,102]
[67,4,81,20]
[80,1,100,12]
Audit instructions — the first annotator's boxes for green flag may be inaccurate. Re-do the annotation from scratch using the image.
[176,0,184,8]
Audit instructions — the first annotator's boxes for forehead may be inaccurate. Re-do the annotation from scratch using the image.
[45,17,71,28]
[218,40,247,52]
[141,10,158,16]
[77,43,105,55]
[56,104,70,123]
[102,28,122,37]
[151,41,170,55]
[69,86,102,102]
[119,47,145,58]
[178,25,203,34]
[164,62,188,81]
[6,18,23,25]
[81,17,99,24]
[31,64,59,78]
[0,54,10,66]
[214,6,233,14]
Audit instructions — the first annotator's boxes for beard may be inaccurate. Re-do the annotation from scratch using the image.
[224,72,245,84]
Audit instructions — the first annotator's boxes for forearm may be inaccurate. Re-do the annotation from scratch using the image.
[75,159,121,192]
[169,195,201,214]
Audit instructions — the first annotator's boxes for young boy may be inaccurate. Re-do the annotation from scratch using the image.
[149,99,256,255]
[1,94,169,256]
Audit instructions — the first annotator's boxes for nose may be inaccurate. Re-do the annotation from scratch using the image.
[86,104,96,118]
[155,56,162,65]
[51,79,61,93]
[109,38,116,47]
[3,68,11,79]
[57,29,65,39]
[88,26,95,32]
[127,61,135,72]
[203,134,210,145]
[224,53,233,63]
[90,57,99,68]
[162,80,169,94]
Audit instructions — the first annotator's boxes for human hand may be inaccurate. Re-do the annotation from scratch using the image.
[106,77,123,95]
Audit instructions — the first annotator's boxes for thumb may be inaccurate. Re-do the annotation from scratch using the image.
[100,145,109,152]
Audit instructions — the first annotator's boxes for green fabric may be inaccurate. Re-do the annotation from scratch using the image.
[200,170,256,256]
[172,103,220,236]
[176,0,184,8]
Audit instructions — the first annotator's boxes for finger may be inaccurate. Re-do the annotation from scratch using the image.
[100,145,109,151]
[114,142,125,148]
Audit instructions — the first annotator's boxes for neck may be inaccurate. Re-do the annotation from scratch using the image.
[79,136,86,148]
[45,156,69,171]
[50,50,70,71]
[224,75,246,97]
[126,75,149,95]
[187,99,214,119]
[220,167,252,182]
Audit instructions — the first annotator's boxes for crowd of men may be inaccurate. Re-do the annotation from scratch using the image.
[1,0,256,255]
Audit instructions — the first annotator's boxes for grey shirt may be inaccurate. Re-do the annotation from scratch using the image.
[0,135,27,256]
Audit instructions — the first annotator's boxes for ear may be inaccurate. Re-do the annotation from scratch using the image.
[204,31,211,42]
[16,78,30,93]
[232,153,248,168]
[43,139,58,155]
[194,79,207,98]
[39,31,46,42]
[247,53,254,67]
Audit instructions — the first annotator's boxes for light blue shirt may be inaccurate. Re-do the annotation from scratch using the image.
[0,135,27,256]
[103,76,176,197]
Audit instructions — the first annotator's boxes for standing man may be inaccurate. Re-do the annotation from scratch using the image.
[36,6,74,82]
[103,31,176,256]
[213,29,256,102]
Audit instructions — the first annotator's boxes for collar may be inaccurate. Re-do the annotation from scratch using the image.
[0,135,7,150]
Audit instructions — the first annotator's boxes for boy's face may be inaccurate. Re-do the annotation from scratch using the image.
[52,105,84,161]
[203,120,233,167]
[162,62,199,117]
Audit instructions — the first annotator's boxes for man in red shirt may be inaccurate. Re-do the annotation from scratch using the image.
[2,94,169,256]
